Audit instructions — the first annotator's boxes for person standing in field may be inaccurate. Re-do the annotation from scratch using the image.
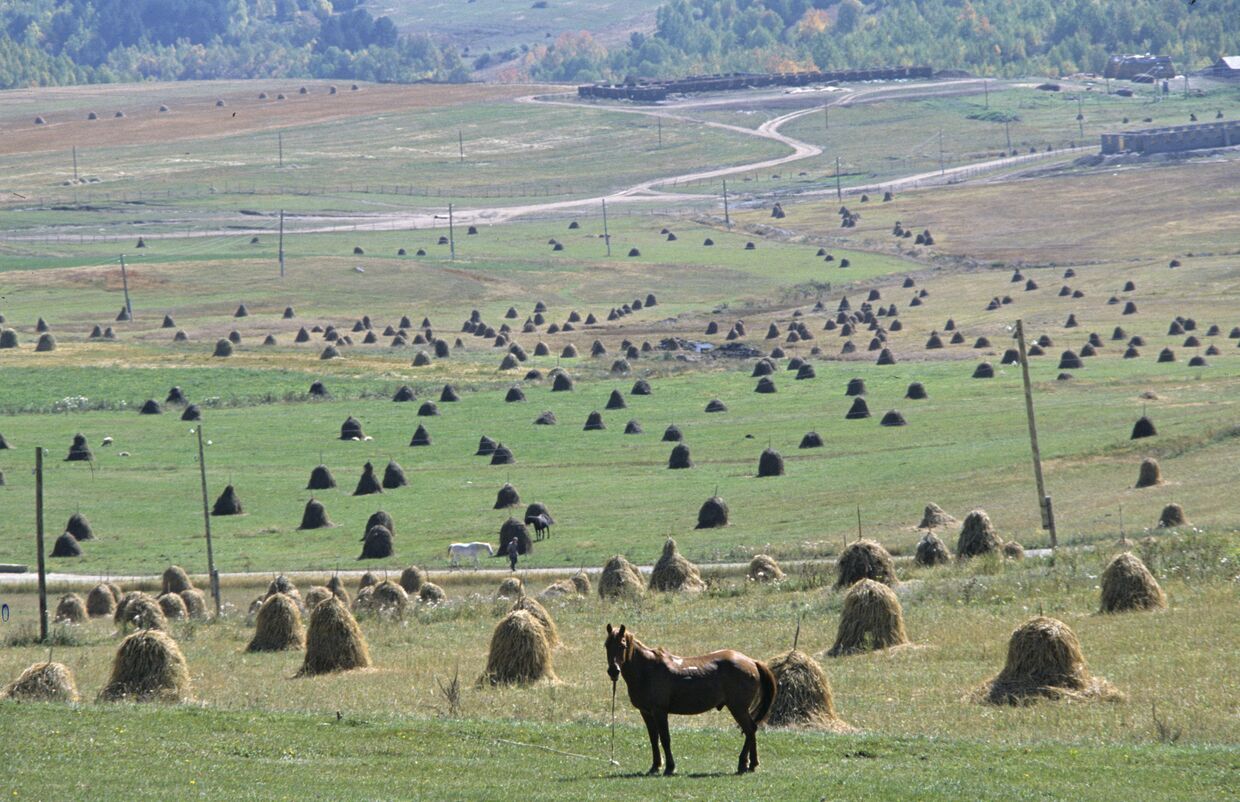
[507,539,519,572]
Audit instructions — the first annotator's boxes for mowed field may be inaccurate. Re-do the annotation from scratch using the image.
[0,79,1237,800]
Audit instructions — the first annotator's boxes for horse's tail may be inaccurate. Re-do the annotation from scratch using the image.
[750,660,778,725]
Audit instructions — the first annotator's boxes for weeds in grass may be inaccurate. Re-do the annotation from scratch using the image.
[5,623,84,648]
[1151,702,1183,744]
[437,664,462,718]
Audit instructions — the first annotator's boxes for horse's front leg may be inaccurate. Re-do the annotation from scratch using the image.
[640,711,661,775]
[657,713,675,776]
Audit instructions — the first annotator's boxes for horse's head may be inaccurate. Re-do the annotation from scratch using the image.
[604,623,631,682]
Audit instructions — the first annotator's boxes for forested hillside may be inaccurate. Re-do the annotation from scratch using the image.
[529,0,1240,82]
[0,0,467,88]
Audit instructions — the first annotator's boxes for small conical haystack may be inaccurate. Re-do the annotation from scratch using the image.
[479,610,557,686]
[835,539,897,588]
[298,597,371,676]
[649,538,706,592]
[247,593,305,652]
[765,650,851,730]
[1100,553,1166,613]
[827,579,909,657]
[979,616,1122,704]
[2,661,79,702]
[598,555,645,601]
[98,630,191,702]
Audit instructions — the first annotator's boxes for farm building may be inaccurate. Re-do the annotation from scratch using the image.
[1104,53,1175,80]
[1208,56,1240,78]
[1100,120,1240,155]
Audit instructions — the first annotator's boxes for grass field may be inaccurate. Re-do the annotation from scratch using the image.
[1,77,1237,801]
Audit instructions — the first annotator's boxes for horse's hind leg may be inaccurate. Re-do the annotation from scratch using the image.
[657,713,675,776]
[640,711,661,775]
[727,703,759,773]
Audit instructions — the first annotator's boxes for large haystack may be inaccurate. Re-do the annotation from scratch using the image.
[381,460,408,490]
[87,583,118,617]
[914,532,951,567]
[836,539,897,588]
[65,512,94,541]
[353,462,383,496]
[757,448,785,477]
[54,593,87,623]
[162,565,193,594]
[649,538,706,592]
[157,593,189,620]
[495,482,520,509]
[956,510,1002,559]
[180,588,208,620]
[298,597,371,676]
[211,485,243,516]
[50,532,81,558]
[765,650,850,730]
[1101,553,1166,613]
[668,443,693,469]
[696,496,729,529]
[98,630,191,702]
[748,554,785,583]
[827,579,909,657]
[358,525,394,559]
[2,661,79,702]
[511,595,559,646]
[599,555,645,601]
[298,498,333,530]
[979,617,1122,705]
[65,433,92,462]
[247,593,305,652]
[479,610,557,686]
[360,580,409,618]
[307,464,337,490]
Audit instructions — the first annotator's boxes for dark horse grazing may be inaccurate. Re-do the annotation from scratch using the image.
[604,624,777,776]
[525,513,552,540]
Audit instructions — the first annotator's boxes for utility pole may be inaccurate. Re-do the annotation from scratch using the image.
[983,78,989,109]
[938,129,945,175]
[35,447,48,643]
[834,156,842,201]
[72,146,78,183]
[447,203,455,260]
[1014,319,1057,550]
[1076,96,1084,138]
[119,255,133,321]
[195,426,221,617]
[1004,118,1012,151]
[458,129,464,163]
[278,209,285,278]
[278,132,283,168]
[657,117,662,148]
[721,180,730,228]
[601,199,611,256]
[1183,75,1189,99]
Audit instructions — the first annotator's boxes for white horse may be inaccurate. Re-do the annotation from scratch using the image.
[448,542,494,569]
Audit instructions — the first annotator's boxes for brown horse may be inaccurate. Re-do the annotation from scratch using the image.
[604,623,777,776]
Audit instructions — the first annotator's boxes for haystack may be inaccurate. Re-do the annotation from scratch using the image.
[696,496,729,528]
[65,512,94,541]
[181,404,202,421]
[298,498,333,530]
[158,592,188,620]
[757,448,785,477]
[327,575,351,606]
[917,503,957,530]
[598,555,645,601]
[583,410,606,431]
[836,539,897,588]
[1003,541,1025,560]
[307,464,336,490]
[98,630,190,701]
[180,589,207,620]
[799,431,824,448]
[213,339,233,357]
[87,584,118,617]
[1100,553,1166,612]
[490,444,515,464]
[1130,416,1156,439]
[827,579,909,657]
[512,596,559,646]
[956,510,1002,559]
[479,610,557,686]
[662,424,683,442]
[495,482,520,509]
[399,565,427,594]
[410,424,432,446]
[747,554,784,583]
[51,533,81,557]
[1157,503,1187,528]
[66,433,93,461]
[499,518,532,556]
[1135,457,1162,488]
[2,662,79,702]
[54,593,87,623]
[914,532,951,566]
[361,580,409,617]
[303,587,333,611]
[353,462,383,496]
[359,525,394,559]
[297,597,370,676]
[668,443,693,469]
[381,460,408,490]
[419,583,446,604]
[340,416,364,440]
[162,565,193,594]
[845,398,870,419]
[524,502,554,525]
[765,650,849,730]
[212,485,242,516]
[497,577,524,600]
[979,616,1121,705]
[649,538,706,592]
